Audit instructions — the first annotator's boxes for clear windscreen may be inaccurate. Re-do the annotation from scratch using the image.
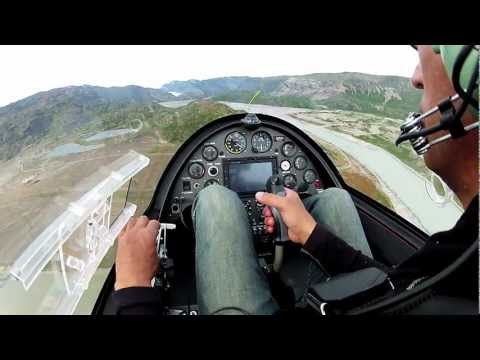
[0,45,465,314]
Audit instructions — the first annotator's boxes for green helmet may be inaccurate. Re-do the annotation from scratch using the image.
[432,45,479,114]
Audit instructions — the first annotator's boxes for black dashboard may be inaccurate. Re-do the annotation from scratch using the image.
[162,115,325,247]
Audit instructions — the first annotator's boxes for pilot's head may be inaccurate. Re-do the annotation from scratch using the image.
[410,45,478,206]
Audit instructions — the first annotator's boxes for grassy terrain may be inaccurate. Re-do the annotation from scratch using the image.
[316,89,421,119]
[316,138,394,210]
[159,101,239,143]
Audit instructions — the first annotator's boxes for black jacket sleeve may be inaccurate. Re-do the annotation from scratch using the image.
[303,224,389,275]
[109,287,163,315]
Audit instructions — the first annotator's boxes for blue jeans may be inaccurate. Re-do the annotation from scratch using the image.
[192,185,373,315]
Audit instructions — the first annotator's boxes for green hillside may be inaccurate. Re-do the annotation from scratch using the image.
[316,89,421,119]
[158,101,238,143]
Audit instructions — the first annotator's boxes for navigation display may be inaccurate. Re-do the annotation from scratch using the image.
[227,161,273,193]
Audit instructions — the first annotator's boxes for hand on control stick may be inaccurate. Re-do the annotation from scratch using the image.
[255,188,316,245]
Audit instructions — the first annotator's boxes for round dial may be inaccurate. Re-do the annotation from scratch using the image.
[283,174,297,189]
[294,156,307,170]
[280,160,291,171]
[202,145,218,161]
[204,179,219,188]
[188,162,205,179]
[251,131,273,153]
[225,131,247,154]
[208,166,218,176]
[282,142,297,157]
[304,169,316,184]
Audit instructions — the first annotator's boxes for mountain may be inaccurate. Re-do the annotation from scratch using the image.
[0,72,422,161]
[161,76,286,98]
[0,81,232,161]
[0,85,175,117]
[0,85,178,160]
[161,72,421,118]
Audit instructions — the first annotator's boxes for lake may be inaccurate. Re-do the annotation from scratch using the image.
[45,128,137,158]
[85,128,137,142]
[46,143,104,158]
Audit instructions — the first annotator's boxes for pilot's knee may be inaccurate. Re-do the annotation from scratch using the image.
[321,187,350,202]
[308,187,351,210]
[195,185,241,214]
[197,184,236,203]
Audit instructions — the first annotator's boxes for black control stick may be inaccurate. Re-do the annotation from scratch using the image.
[265,175,289,244]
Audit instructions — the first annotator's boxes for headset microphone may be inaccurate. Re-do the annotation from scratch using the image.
[396,45,479,155]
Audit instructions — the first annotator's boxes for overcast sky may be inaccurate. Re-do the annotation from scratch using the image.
[0,45,418,107]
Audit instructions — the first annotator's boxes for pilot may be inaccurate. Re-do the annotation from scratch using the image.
[109,45,478,315]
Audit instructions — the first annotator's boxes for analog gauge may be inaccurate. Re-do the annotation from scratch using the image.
[251,131,273,153]
[225,131,247,154]
[188,162,205,179]
[303,169,316,184]
[202,145,218,161]
[282,142,297,157]
[283,174,297,189]
[280,160,291,171]
[204,179,219,188]
[208,166,219,176]
[294,156,307,170]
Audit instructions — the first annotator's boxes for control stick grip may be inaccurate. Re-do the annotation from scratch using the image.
[266,175,288,244]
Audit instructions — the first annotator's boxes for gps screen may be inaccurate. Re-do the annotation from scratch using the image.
[228,162,273,193]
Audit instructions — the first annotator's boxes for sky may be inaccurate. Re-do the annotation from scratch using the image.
[0,45,418,107]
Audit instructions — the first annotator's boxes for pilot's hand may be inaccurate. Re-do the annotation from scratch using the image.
[256,188,316,245]
[115,216,160,290]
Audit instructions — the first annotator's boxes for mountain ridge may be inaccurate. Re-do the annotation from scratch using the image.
[159,72,420,118]
[0,72,421,161]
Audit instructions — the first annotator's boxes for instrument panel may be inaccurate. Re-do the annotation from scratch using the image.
[166,125,322,231]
